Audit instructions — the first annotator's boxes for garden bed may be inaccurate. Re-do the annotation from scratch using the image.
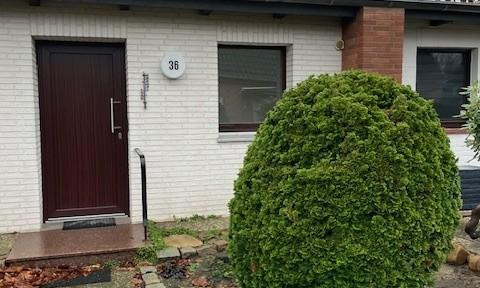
[157,246,237,288]
[3,216,480,287]
[141,215,238,288]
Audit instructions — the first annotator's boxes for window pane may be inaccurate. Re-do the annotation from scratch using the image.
[219,47,284,130]
[416,50,470,123]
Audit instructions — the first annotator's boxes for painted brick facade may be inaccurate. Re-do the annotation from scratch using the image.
[0,1,342,233]
[2,1,478,233]
[342,7,405,82]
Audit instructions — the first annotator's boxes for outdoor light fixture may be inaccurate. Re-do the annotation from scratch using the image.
[140,72,149,109]
[335,40,345,51]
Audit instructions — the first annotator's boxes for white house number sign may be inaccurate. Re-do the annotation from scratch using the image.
[161,53,186,79]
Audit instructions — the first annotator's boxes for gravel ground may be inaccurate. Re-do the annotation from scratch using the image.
[65,268,137,288]
[433,217,480,288]
[434,264,480,288]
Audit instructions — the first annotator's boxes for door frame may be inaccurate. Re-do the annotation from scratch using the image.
[36,40,130,222]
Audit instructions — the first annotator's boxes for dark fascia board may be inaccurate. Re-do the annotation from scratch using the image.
[57,0,356,17]
[250,0,480,13]
[35,0,480,21]
[407,9,480,23]
[272,0,480,22]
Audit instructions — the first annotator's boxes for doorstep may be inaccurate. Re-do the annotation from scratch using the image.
[5,224,145,267]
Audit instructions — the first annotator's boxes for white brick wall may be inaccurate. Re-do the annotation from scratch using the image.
[0,1,342,233]
[0,5,43,232]
[403,20,480,167]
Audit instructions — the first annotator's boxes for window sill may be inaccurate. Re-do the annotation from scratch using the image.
[444,127,467,135]
[219,128,467,140]
[217,132,256,143]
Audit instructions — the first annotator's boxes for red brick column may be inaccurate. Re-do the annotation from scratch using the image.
[342,7,405,82]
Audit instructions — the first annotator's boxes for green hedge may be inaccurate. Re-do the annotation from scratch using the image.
[229,71,461,288]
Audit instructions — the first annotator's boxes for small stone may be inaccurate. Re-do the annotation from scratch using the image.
[217,251,229,263]
[180,247,197,258]
[447,243,469,266]
[140,266,157,275]
[0,234,16,258]
[156,247,180,261]
[196,244,214,256]
[0,259,4,268]
[212,239,228,252]
[468,254,480,271]
[0,247,10,258]
[164,235,203,248]
[142,272,160,285]
[146,283,166,288]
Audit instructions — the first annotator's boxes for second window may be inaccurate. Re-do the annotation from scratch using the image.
[416,48,471,127]
[218,45,286,132]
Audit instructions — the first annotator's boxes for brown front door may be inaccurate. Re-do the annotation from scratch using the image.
[38,42,129,220]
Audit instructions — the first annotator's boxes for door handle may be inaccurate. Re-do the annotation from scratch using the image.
[110,98,122,134]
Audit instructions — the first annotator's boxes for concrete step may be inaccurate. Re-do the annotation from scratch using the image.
[5,224,145,267]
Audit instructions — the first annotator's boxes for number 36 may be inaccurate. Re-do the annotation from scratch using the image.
[169,60,179,70]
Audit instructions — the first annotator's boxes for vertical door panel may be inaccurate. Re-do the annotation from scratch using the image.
[38,42,129,220]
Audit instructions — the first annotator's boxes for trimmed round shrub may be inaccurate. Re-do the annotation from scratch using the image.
[229,70,461,288]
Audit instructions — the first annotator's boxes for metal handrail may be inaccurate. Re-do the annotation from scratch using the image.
[134,148,148,241]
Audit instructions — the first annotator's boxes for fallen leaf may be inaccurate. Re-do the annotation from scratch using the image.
[192,276,210,287]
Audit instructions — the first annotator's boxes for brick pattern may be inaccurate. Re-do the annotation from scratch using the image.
[0,1,341,233]
[0,6,43,232]
[342,7,405,82]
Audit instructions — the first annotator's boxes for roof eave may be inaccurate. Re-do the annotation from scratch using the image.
[55,0,356,17]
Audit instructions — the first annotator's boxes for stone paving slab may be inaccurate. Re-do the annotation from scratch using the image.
[164,234,203,248]
[146,283,166,288]
[156,247,180,261]
[140,266,156,275]
[142,272,160,285]
[179,247,197,258]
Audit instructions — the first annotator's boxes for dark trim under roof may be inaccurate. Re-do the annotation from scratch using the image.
[35,0,480,22]
[260,0,480,13]
[57,0,357,17]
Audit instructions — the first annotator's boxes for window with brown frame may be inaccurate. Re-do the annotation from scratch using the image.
[416,48,471,128]
[218,45,286,132]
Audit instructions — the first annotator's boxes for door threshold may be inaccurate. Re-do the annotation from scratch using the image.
[43,214,129,231]
[46,213,127,223]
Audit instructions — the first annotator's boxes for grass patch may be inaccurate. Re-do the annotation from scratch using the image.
[135,221,197,263]
[187,262,201,273]
[175,214,222,223]
[136,221,165,263]
[161,226,196,236]
[190,255,237,285]
[103,259,120,269]
[196,229,225,241]
[136,217,229,263]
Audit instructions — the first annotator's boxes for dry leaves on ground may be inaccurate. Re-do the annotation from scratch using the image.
[0,264,100,288]
[191,276,210,287]
[131,273,144,288]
